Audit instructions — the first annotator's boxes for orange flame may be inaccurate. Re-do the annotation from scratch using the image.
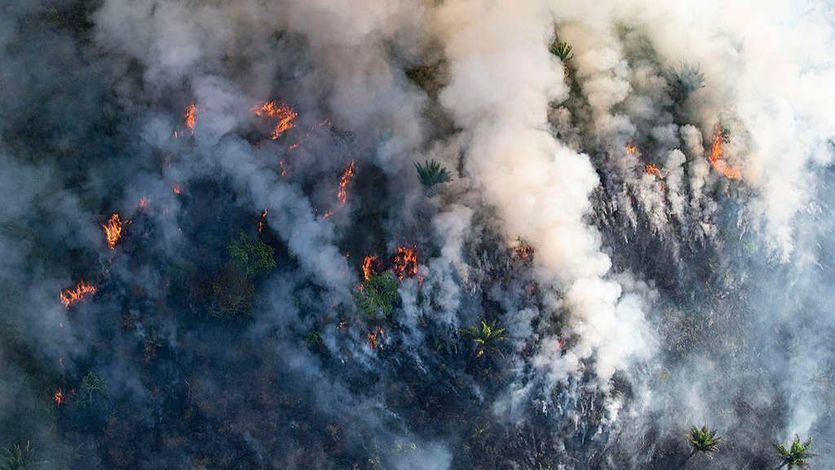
[393,246,418,280]
[257,208,268,233]
[626,143,638,155]
[362,255,378,281]
[101,213,123,250]
[253,101,297,140]
[337,160,356,206]
[185,103,197,133]
[60,281,97,308]
[368,326,385,350]
[172,184,183,195]
[53,389,64,406]
[513,239,534,262]
[708,130,742,180]
[645,164,663,179]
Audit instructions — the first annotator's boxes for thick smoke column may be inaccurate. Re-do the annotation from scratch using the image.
[0,1,834,469]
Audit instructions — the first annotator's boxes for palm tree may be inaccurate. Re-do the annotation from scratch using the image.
[775,436,815,469]
[549,38,574,63]
[414,160,451,188]
[686,426,721,461]
[462,320,507,358]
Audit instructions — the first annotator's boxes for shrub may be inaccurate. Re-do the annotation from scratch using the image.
[355,272,399,318]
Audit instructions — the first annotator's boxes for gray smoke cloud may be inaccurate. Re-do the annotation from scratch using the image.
[0,0,833,468]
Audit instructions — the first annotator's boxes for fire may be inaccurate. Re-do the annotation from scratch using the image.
[53,389,64,406]
[172,184,183,195]
[184,103,196,132]
[368,326,385,350]
[708,130,742,180]
[257,208,268,233]
[101,212,123,250]
[279,159,288,177]
[645,164,663,179]
[362,255,378,281]
[392,246,418,280]
[626,143,638,155]
[337,160,356,205]
[252,101,297,140]
[60,281,97,308]
[513,239,534,262]
[138,197,149,210]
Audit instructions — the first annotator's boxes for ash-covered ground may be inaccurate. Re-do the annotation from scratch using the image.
[1,1,834,469]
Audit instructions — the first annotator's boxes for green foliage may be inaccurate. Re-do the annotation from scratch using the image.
[304,330,322,347]
[355,272,399,318]
[669,63,705,102]
[414,160,451,188]
[549,38,574,63]
[79,371,107,406]
[1,442,34,470]
[462,320,507,358]
[210,233,276,316]
[228,233,276,279]
[687,426,721,457]
[775,436,815,469]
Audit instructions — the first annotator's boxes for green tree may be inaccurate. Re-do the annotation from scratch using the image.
[355,271,399,318]
[462,320,507,358]
[775,436,815,469]
[79,371,107,407]
[683,425,721,465]
[211,233,276,316]
[228,233,276,279]
[549,38,574,63]
[414,160,452,189]
[1,441,35,470]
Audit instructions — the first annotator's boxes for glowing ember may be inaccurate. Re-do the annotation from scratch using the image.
[645,164,663,179]
[172,184,183,195]
[368,326,385,350]
[393,246,418,280]
[337,160,356,206]
[708,130,742,180]
[252,101,297,140]
[184,103,196,132]
[60,281,97,308]
[626,143,638,155]
[279,160,288,177]
[138,197,149,210]
[101,212,123,250]
[53,389,64,406]
[257,208,268,233]
[362,255,378,281]
[513,239,534,262]
[321,210,334,220]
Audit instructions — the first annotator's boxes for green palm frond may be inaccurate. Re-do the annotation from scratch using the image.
[549,39,574,63]
[687,426,721,456]
[414,160,452,188]
[775,436,815,469]
[462,320,507,358]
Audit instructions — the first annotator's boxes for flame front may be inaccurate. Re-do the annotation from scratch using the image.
[53,389,64,406]
[184,103,197,133]
[625,143,638,155]
[645,164,663,179]
[60,281,97,308]
[257,208,268,233]
[368,326,385,350]
[708,130,742,180]
[337,160,356,206]
[393,246,418,280]
[362,255,378,281]
[102,212,123,250]
[253,101,297,140]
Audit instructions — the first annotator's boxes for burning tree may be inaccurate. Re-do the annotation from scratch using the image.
[101,212,123,250]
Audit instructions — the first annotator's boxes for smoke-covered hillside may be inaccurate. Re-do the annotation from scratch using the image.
[1,1,834,468]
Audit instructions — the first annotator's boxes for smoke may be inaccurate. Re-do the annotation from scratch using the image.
[0,0,834,468]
